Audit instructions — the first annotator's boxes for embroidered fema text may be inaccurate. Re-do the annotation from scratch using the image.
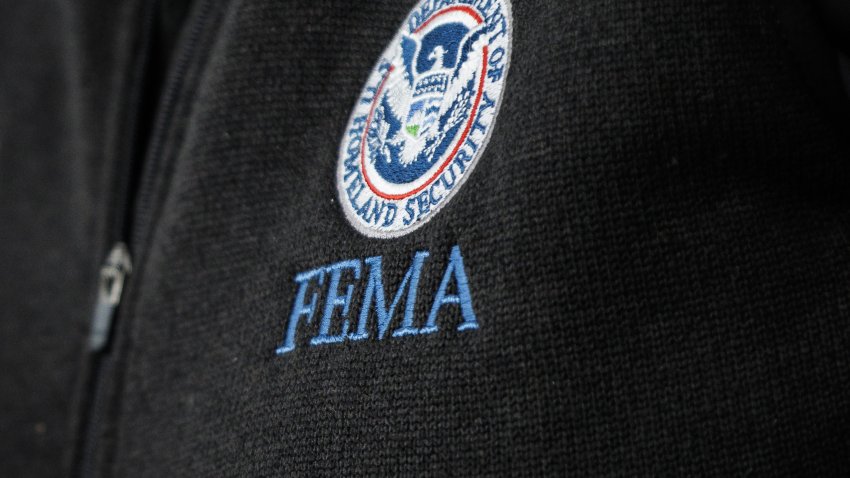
[337,0,512,238]
[275,245,477,355]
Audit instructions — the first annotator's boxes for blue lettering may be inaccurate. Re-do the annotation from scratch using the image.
[454,148,472,173]
[402,197,416,226]
[487,46,506,82]
[275,246,479,356]
[346,173,365,207]
[382,204,398,227]
[423,245,478,333]
[357,197,374,221]
[430,183,443,205]
[416,191,431,216]
[312,260,361,346]
[440,163,458,190]
[353,251,430,340]
[276,268,326,355]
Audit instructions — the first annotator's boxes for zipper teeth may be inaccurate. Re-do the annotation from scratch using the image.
[107,0,162,246]
[69,0,160,473]
[131,0,217,253]
[91,1,222,476]
[72,1,221,476]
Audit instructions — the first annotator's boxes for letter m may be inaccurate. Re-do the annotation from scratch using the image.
[351,251,430,340]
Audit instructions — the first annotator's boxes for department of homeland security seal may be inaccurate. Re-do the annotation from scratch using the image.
[337,0,512,238]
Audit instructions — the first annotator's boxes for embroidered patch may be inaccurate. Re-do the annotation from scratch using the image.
[337,0,513,238]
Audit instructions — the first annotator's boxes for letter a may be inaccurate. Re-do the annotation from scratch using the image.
[422,245,478,334]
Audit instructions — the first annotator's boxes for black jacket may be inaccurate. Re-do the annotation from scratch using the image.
[1,0,849,476]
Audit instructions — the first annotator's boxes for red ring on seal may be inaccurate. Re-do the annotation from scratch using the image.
[359,7,488,201]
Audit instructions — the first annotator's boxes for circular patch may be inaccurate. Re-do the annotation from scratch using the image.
[337,0,513,238]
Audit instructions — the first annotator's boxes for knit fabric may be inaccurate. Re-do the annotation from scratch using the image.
[2,0,850,476]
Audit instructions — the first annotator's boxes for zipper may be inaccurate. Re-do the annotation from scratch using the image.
[69,0,160,473]
[131,0,217,252]
[71,0,219,476]
[87,244,133,353]
[71,245,133,478]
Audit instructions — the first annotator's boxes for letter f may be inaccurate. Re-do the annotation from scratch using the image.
[276,268,325,355]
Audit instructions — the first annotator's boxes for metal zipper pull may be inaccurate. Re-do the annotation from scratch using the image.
[88,242,133,352]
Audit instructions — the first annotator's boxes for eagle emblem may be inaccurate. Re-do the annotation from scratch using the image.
[337,1,512,237]
[368,15,487,184]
